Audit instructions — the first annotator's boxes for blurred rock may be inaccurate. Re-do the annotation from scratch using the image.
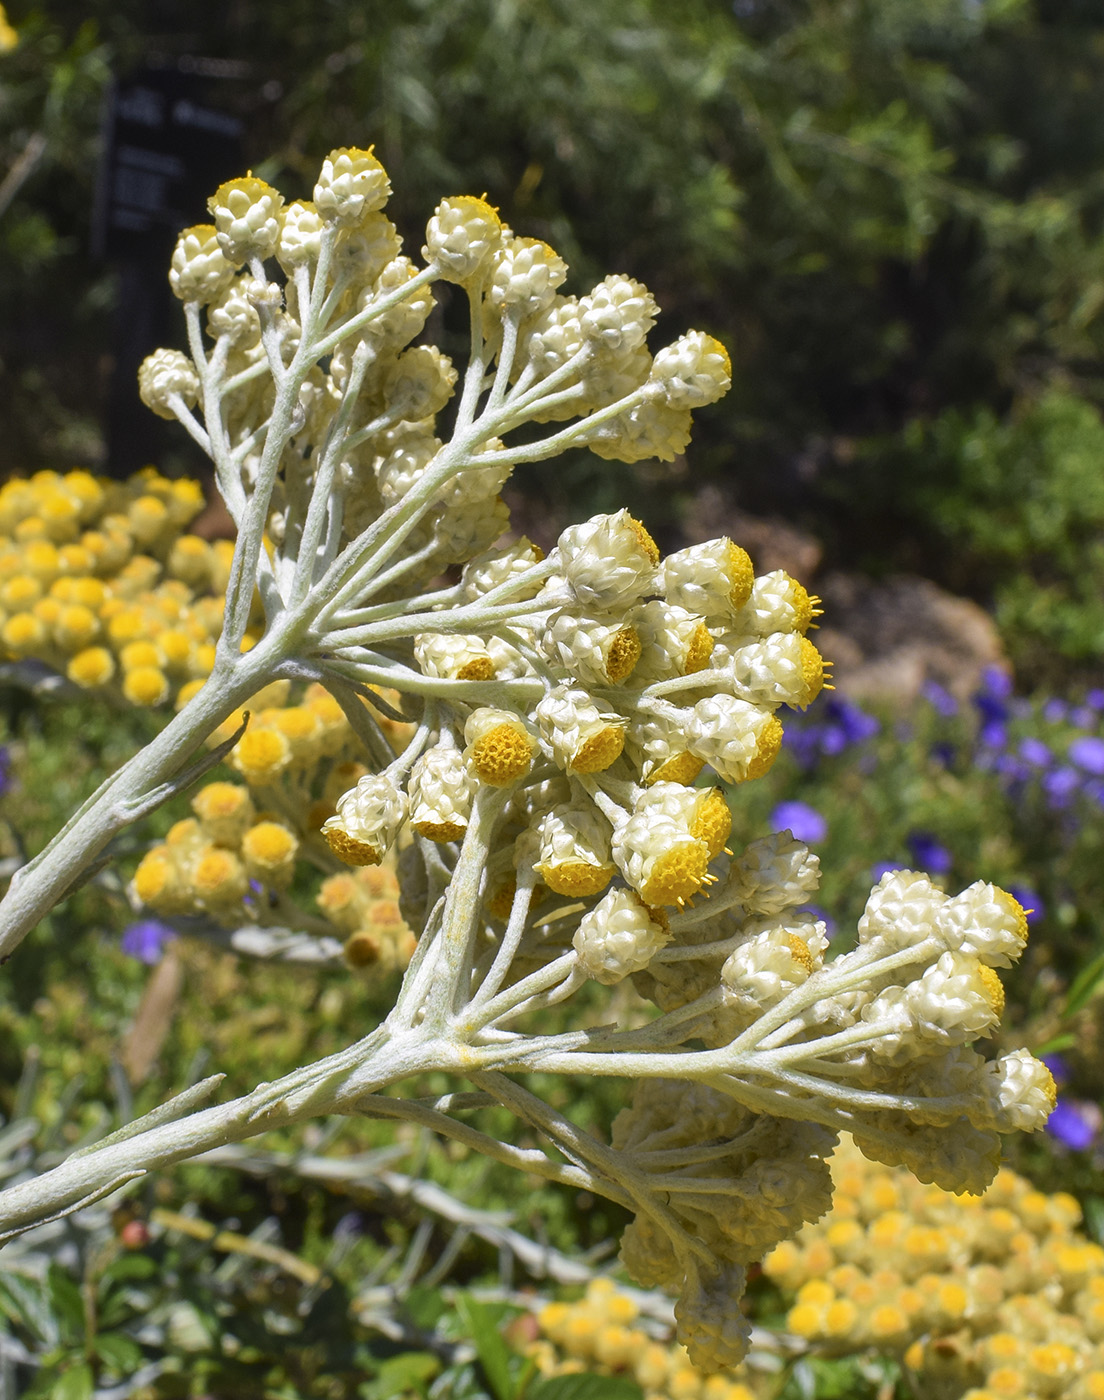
[815,573,1006,705]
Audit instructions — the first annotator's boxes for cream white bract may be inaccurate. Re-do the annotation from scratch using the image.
[0,148,1054,1369]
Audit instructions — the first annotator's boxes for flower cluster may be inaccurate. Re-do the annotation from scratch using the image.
[131,678,415,972]
[766,1137,1104,1400]
[533,1279,758,1400]
[0,467,236,707]
[0,147,1059,1367]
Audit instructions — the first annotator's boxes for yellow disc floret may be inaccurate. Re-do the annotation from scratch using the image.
[689,788,732,859]
[743,714,785,781]
[795,636,827,706]
[638,842,711,906]
[627,515,660,566]
[570,724,625,774]
[468,724,534,787]
[122,665,171,707]
[67,646,115,687]
[604,626,641,683]
[683,621,715,674]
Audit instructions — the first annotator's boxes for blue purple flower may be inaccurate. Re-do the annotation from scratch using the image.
[1042,766,1080,809]
[120,919,177,965]
[1069,735,1104,777]
[1043,698,1069,723]
[1047,1097,1099,1152]
[1018,737,1052,768]
[1086,688,1104,712]
[922,680,958,718]
[770,800,827,844]
[906,831,953,875]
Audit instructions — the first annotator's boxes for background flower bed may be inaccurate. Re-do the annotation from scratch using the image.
[2,657,1103,1398]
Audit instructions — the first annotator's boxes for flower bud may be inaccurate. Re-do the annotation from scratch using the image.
[169,224,236,303]
[661,538,754,619]
[464,707,536,787]
[322,772,408,866]
[573,887,670,983]
[314,146,391,225]
[555,509,659,611]
[649,331,731,408]
[138,349,200,420]
[423,195,503,282]
[207,175,285,264]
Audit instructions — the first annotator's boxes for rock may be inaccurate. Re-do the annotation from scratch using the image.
[815,573,1007,705]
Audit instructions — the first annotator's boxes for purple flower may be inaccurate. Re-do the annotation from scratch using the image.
[120,919,176,965]
[1043,698,1069,723]
[819,726,848,756]
[1086,688,1104,712]
[1047,1097,1099,1152]
[922,680,958,718]
[1008,885,1044,923]
[1018,737,1052,768]
[980,665,1013,699]
[825,697,879,744]
[979,720,1008,749]
[770,801,827,844]
[906,831,953,875]
[0,747,10,796]
[1041,1053,1069,1085]
[871,860,906,883]
[1042,766,1080,809]
[1069,736,1104,776]
[1071,706,1098,729]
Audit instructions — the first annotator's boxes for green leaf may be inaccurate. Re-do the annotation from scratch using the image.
[52,1364,95,1400]
[1062,949,1104,1019]
[93,1330,145,1375]
[455,1295,518,1400]
[360,1351,440,1399]
[46,1263,86,1345]
[527,1375,643,1400]
[0,1271,56,1345]
[404,1284,448,1330]
[1031,1031,1077,1056]
[99,1253,158,1289]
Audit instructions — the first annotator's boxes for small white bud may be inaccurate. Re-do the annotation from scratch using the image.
[649,331,731,408]
[578,274,658,356]
[661,538,754,619]
[555,509,659,610]
[169,223,236,303]
[573,887,670,984]
[314,146,391,226]
[207,175,284,265]
[322,772,408,866]
[423,195,503,282]
[138,349,200,419]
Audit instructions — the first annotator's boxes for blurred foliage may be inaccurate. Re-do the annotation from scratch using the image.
[2,0,1104,674]
[851,390,1104,677]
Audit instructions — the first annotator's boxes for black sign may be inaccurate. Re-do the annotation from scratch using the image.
[94,67,245,261]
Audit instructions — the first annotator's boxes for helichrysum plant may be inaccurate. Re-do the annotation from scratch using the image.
[0,148,1057,1370]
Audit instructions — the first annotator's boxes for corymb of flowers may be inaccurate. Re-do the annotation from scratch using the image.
[0,147,1056,1370]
